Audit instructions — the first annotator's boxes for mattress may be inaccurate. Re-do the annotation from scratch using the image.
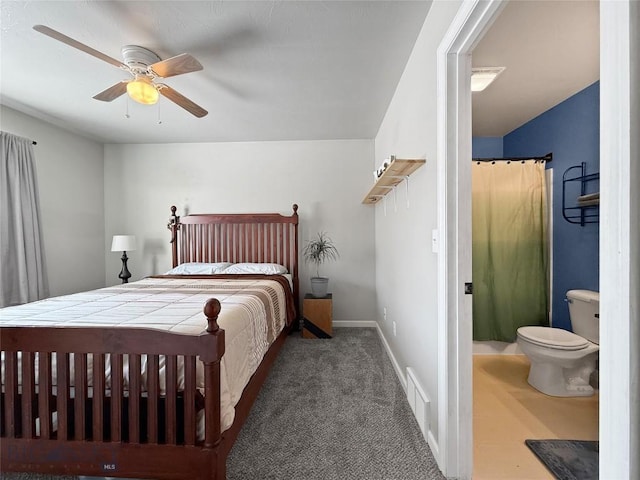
[0,275,293,432]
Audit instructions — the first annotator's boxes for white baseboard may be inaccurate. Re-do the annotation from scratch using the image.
[333,320,378,328]
[473,340,524,355]
[428,431,440,465]
[375,324,407,391]
[376,325,440,461]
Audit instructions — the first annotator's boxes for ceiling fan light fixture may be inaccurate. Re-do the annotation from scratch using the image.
[127,76,159,105]
[34,26,207,116]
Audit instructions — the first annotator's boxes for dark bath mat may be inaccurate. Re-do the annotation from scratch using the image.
[525,439,598,480]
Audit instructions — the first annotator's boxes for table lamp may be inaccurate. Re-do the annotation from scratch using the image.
[111,235,136,283]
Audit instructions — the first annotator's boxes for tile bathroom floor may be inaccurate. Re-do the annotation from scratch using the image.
[473,355,599,480]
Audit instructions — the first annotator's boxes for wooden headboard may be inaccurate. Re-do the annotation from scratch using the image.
[167,204,300,313]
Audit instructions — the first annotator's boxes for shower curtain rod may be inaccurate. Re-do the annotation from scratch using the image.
[472,152,552,163]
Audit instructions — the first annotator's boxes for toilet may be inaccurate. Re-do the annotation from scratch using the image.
[516,289,599,397]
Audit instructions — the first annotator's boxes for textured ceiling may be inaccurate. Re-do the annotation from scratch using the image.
[472,0,600,137]
[0,1,432,144]
[1,1,601,144]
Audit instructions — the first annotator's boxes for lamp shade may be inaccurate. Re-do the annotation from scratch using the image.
[111,235,137,252]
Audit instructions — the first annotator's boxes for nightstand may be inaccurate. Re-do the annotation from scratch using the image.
[302,293,332,339]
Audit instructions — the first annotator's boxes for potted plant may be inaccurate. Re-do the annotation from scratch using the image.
[303,231,339,298]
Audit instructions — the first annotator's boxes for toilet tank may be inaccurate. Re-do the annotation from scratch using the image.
[566,289,600,344]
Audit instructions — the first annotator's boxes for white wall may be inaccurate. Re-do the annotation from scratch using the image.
[631,2,639,473]
[103,139,376,322]
[374,0,462,447]
[1,105,105,296]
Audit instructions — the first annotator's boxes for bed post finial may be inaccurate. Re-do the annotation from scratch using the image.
[168,206,180,233]
[168,206,181,267]
[292,204,298,215]
[204,298,222,333]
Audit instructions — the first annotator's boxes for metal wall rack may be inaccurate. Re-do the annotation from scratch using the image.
[562,162,599,226]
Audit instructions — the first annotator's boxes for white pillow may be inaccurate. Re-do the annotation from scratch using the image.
[221,263,288,275]
[165,262,233,275]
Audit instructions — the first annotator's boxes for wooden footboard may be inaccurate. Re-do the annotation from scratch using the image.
[2,204,300,479]
[1,299,228,480]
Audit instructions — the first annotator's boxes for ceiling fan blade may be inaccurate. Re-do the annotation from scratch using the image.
[150,53,203,78]
[159,85,208,118]
[93,81,129,102]
[33,25,125,69]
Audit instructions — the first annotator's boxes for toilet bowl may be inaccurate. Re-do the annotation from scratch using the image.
[516,290,599,397]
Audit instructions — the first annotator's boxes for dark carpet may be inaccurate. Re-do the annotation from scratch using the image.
[525,439,599,480]
[227,328,444,480]
[1,328,443,480]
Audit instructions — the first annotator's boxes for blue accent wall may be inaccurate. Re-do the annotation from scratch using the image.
[472,137,503,158]
[503,82,600,331]
[472,82,600,332]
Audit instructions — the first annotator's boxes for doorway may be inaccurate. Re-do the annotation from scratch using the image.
[470,2,599,477]
[435,1,637,479]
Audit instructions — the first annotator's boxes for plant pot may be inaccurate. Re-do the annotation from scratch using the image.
[310,277,329,298]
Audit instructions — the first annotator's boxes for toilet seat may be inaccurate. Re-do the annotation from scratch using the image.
[517,326,589,351]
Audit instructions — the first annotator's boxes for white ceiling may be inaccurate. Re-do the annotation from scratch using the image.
[1,1,600,145]
[472,0,599,137]
[0,1,432,144]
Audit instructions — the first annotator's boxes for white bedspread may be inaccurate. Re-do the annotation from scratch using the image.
[0,276,289,432]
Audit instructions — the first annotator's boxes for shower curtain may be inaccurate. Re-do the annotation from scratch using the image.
[472,160,549,342]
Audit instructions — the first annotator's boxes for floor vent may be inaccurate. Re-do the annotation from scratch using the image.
[406,367,430,440]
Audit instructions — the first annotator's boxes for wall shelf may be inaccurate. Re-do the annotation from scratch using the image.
[562,162,599,226]
[362,158,426,205]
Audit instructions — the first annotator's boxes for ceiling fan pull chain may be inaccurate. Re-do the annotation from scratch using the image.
[157,100,163,125]
[125,96,130,119]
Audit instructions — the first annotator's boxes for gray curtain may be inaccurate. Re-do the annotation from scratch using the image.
[1,131,49,307]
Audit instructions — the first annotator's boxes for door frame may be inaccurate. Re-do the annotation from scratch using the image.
[435,1,505,477]
[436,1,637,478]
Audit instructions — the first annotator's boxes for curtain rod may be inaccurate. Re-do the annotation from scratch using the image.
[472,152,552,163]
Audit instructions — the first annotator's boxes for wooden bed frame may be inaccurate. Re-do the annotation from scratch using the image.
[1,204,300,480]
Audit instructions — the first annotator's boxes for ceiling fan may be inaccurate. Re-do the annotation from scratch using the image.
[33,25,208,118]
